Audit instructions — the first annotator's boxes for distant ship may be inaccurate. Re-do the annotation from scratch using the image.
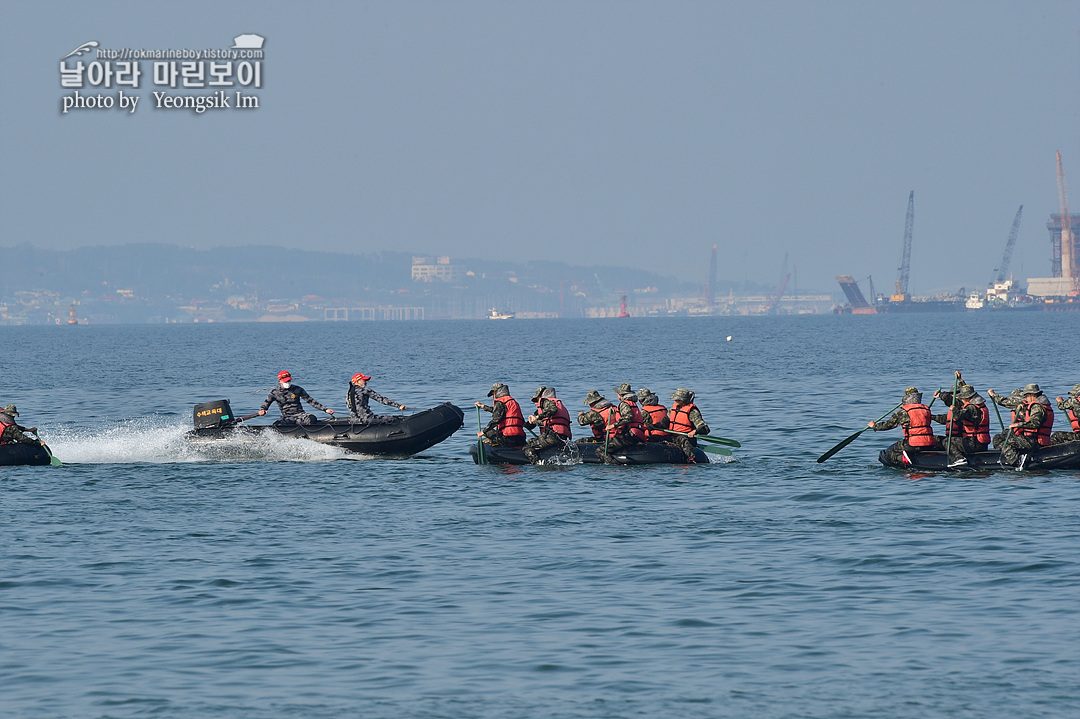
[487,308,514,320]
[67,303,79,325]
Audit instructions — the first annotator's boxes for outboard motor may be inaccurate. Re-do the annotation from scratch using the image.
[193,399,236,430]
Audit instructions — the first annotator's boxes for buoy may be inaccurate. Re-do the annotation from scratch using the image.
[726,335,732,342]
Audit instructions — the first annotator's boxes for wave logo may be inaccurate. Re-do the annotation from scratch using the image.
[62,41,98,59]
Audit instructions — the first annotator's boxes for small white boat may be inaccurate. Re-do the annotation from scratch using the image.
[487,308,514,320]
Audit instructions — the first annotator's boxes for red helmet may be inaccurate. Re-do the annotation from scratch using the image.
[278,370,292,381]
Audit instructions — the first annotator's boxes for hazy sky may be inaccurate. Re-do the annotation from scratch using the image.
[2,1,1078,294]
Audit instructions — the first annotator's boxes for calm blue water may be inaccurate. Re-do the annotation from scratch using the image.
[4,314,1079,718]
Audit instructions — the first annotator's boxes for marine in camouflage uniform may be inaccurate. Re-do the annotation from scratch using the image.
[577,389,637,463]
[993,384,1051,466]
[660,388,709,462]
[930,383,986,463]
[476,383,526,447]
[346,373,405,425]
[259,370,334,425]
[0,404,43,446]
[870,387,949,466]
[1051,384,1080,445]
[522,386,573,464]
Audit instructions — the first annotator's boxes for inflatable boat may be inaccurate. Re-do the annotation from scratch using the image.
[188,399,464,457]
[469,438,709,465]
[0,442,55,467]
[878,441,1080,471]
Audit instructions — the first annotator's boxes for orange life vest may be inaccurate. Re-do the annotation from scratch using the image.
[1068,407,1080,433]
[1016,399,1053,446]
[902,403,935,447]
[495,395,525,437]
[642,404,668,440]
[536,398,572,438]
[590,405,620,439]
[668,403,699,435]
[0,418,13,444]
[961,402,991,445]
[942,406,963,438]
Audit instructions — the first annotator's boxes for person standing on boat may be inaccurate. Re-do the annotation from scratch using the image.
[1052,384,1080,444]
[662,388,709,462]
[522,386,572,463]
[346,372,406,425]
[990,383,1054,467]
[868,387,938,466]
[0,404,44,447]
[637,388,670,442]
[475,383,526,447]
[577,390,637,463]
[257,370,334,425]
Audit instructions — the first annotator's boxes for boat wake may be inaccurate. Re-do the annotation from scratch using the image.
[42,417,361,465]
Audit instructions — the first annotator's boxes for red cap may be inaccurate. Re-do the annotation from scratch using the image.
[278,370,292,380]
[352,373,371,383]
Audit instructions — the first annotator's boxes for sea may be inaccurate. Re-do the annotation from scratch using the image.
[3,313,1079,719]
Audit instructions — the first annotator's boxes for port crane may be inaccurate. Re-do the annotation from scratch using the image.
[705,244,717,309]
[990,205,1023,285]
[1057,151,1077,295]
[891,191,914,302]
[766,253,790,315]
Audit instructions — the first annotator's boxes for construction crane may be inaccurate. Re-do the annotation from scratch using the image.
[1057,151,1077,295]
[766,253,790,315]
[891,191,914,302]
[990,205,1023,285]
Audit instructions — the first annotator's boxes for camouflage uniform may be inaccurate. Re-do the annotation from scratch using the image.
[478,383,526,447]
[522,387,572,463]
[1051,384,1080,444]
[931,386,986,460]
[1000,385,1051,466]
[989,389,1023,449]
[577,390,637,463]
[871,389,957,465]
[660,388,709,462]
[260,384,330,425]
[347,384,403,425]
[0,405,38,445]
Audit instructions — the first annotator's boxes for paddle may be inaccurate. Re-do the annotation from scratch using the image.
[945,374,959,462]
[661,429,741,448]
[990,396,1006,433]
[816,401,903,463]
[475,406,486,465]
[700,444,732,456]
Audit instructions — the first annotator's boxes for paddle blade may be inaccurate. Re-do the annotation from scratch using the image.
[43,444,63,466]
[698,434,741,448]
[816,428,866,463]
[700,445,732,456]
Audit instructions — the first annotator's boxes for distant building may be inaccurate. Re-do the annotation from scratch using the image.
[411,256,463,283]
[1026,213,1080,298]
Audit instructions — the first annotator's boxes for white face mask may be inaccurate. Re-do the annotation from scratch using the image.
[281,381,291,389]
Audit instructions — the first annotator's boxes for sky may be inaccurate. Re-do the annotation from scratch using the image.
[2,0,1078,295]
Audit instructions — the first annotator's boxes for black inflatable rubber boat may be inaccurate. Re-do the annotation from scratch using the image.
[469,438,709,465]
[0,442,54,467]
[188,399,464,457]
[878,441,1080,471]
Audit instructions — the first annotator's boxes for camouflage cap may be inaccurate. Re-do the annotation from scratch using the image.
[637,387,652,401]
[902,387,922,403]
[613,382,633,396]
[956,384,976,400]
[530,386,547,403]
[670,388,692,403]
[583,390,605,405]
[2,403,17,416]
[1008,388,1023,400]
[1069,383,1080,396]
[486,382,508,397]
[1022,382,1043,396]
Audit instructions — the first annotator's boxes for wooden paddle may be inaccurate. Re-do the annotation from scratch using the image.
[816,402,903,463]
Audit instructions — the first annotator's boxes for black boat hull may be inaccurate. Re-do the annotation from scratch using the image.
[189,402,464,457]
[0,443,52,467]
[878,441,1080,471]
[469,438,709,465]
